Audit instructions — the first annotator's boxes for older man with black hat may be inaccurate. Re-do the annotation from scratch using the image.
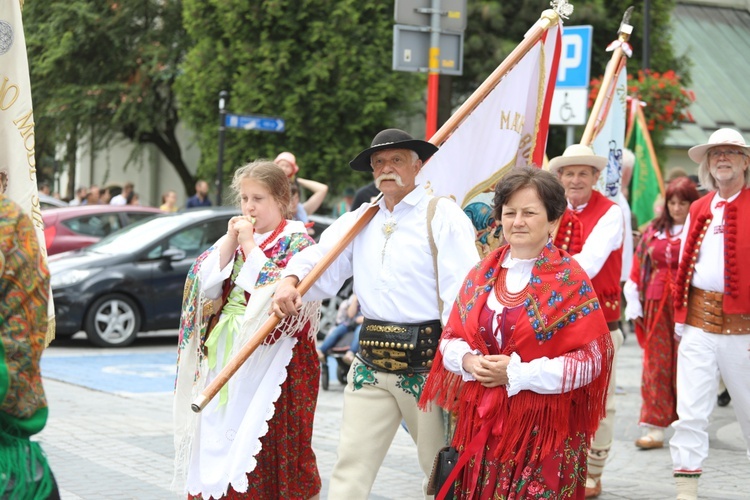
[670,128,750,500]
[273,129,479,498]
[549,144,625,498]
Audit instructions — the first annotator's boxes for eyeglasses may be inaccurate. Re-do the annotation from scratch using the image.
[707,149,747,159]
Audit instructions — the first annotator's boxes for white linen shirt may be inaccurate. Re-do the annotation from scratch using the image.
[440,253,600,396]
[283,185,479,325]
[568,201,624,279]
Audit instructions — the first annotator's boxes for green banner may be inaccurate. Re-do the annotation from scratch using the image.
[628,109,663,228]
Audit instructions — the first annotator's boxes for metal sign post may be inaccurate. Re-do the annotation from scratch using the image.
[216,90,228,206]
[393,0,466,139]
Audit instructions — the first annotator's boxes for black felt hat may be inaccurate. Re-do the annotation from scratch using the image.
[349,129,439,172]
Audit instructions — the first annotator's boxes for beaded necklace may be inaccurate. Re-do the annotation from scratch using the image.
[239,219,287,259]
[493,265,529,308]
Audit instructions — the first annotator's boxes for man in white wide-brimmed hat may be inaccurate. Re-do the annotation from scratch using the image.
[549,144,625,498]
[670,128,750,500]
[272,128,480,499]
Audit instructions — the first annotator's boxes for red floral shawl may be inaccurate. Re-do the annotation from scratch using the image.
[420,242,613,464]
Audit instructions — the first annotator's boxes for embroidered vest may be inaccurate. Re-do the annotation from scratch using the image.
[554,190,623,322]
[673,188,750,323]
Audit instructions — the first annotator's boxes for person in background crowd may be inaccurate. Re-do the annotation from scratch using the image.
[422,167,613,499]
[174,160,321,498]
[332,187,356,217]
[100,187,112,205]
[618,148,635,289]
[550,144,624,499]
[274,152,329,221]
[624,177,700,451]
[670,128,750,500]
[0,194,61,499]
[666,167,689,183]
[126,191,140,206]
[110,182,134,205]
[160,190,179,212]
[68,186,87,206]
[84,185,101,205]
[351,181,380,210]
[272,128,479,499]
[38,181,51,196]
[317,292,362,365]
[186,180,212,208]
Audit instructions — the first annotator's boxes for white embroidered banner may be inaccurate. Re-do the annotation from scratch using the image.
[416,23,561,254]
[1,0,55,341]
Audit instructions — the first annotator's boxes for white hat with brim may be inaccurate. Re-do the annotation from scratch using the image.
[548,144,608,174]
[687,128,750,163]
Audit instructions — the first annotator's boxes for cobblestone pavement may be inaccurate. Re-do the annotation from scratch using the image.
[38,330,748,499]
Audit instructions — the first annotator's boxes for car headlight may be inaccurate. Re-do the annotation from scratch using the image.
[50,268,99,289]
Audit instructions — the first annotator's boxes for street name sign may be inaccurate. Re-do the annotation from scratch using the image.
[225,113,285,133]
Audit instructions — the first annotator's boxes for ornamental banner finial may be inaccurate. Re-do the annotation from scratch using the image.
[550,0,574,20]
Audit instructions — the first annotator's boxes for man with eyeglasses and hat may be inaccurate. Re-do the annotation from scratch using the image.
[272,128,479,499]
[670,128,750,500]
[548,144,625,498]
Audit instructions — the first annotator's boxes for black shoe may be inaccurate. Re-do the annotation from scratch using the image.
[717,389,731,407]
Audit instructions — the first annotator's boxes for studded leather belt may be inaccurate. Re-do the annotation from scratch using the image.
[357,318,442,374]
[685,286,750,334]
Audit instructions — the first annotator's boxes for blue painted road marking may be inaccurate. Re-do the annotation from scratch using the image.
[41,353,177,394]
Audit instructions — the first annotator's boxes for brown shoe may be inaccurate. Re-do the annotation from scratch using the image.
[584,476,601,498]
[635,434,664,449]
[316,349,325,362]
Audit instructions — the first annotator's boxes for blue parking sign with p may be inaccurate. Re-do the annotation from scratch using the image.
[556,25,593,88]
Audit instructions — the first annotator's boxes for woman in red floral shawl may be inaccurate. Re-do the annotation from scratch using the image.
[420,167,614,500]
[623,177,699,450]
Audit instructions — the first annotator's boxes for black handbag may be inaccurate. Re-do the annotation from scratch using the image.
[427,446,458,497]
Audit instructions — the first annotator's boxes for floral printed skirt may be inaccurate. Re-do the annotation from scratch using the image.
[452,428,589,500]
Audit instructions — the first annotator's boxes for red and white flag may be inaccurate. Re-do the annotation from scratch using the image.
[416,22,562,254]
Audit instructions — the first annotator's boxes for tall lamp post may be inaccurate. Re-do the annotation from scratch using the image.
[216,90,228,206]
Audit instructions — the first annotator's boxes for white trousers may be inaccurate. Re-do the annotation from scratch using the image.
[328,358,445,500]
[670,325,750,473]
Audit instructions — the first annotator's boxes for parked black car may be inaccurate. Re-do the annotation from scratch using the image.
[49,208,238,347]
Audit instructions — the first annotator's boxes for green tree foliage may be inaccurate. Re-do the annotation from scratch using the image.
[451,0,688,157]
[24,0,192,197]
[176,0,424,198]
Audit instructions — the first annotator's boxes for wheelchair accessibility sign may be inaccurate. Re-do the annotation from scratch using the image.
[550,25,593,126]
[550,88,589,126]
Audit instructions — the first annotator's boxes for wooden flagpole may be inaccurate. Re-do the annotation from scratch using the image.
[190,7,563,413]
[580,6,634,146]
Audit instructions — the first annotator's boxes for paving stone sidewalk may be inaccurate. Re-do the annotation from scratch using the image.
[38,333,748,499]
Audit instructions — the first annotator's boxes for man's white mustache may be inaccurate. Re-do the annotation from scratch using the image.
[375,174,405,189]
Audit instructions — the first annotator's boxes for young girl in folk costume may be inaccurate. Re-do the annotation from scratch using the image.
[420,167,613,500]
[173,161,321,499]
[623,177,700,449]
